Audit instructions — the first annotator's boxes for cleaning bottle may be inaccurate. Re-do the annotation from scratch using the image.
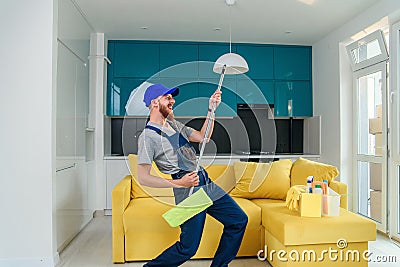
[313,184,323,194]
[307,176,314,193]
[323,179,329,194]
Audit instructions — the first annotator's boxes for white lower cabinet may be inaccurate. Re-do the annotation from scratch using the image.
[56,161,92,251]
[105,158,130,214]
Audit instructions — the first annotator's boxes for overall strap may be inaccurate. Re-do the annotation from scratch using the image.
[145,125,163,135]
[145,123,194,149]
[167,121,192,146]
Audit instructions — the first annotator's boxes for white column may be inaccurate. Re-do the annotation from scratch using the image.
[89,33,107,210]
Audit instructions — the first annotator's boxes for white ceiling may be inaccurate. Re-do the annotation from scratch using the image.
[74,0,381,45]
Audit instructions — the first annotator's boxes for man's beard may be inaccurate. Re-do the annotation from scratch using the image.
[159,103,174,120]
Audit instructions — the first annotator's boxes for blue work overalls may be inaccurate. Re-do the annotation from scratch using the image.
[144,123,248,267]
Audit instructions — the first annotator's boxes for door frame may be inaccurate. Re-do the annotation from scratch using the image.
[352,61,388,232]
[388,21,400,239]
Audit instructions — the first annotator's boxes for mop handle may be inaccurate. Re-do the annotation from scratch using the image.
[188,65,227,196]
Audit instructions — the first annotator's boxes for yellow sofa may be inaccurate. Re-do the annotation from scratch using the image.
[112,155,376,266]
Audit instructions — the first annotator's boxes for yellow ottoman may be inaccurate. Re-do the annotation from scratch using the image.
[252,200,376,267]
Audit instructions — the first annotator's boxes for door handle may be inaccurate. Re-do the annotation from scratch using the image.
[389,91,396,103]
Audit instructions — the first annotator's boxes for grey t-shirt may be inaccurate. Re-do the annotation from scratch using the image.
[137,119,196,174]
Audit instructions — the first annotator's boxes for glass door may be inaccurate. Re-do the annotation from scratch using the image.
[353,62,388,232]
[347,30,389,232]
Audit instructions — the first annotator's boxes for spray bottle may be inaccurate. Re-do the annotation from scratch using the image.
[306,176,314,193]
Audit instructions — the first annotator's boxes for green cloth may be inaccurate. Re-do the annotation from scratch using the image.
[162,188,213,227]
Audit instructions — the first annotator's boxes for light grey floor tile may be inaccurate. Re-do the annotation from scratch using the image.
[57,216,400,267]
[367,232,400,266]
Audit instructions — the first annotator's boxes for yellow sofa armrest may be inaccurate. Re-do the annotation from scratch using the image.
[112,175,132,263]
[329,180,348,210]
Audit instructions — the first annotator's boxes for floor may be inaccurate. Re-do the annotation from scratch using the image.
[56,215,400,267]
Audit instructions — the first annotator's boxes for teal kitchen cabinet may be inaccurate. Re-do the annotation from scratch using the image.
[198,79,237,117]
[198,43,233,79]
[237,79,274,105]
[107,41,313,117]
[236,44,274,79]
[112,42,159,78]
[157,77,201,116]
[274,46,311,80]
[274,81,312,117]
[159,43,199,78]
[108,78,147,116]
[169,81,202,116]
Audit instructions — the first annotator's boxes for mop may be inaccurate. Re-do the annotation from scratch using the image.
[162,66,227,227]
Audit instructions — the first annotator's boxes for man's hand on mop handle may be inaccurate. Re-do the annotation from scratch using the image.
[176,172,200,188]
[209,89,222,111]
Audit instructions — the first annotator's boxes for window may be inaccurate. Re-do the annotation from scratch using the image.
[347,30,389,71]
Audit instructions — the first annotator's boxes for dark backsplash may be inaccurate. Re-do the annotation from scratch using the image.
[274,119,303,154]
[111,114,303,156]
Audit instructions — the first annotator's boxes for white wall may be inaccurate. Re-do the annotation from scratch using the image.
[0,0,94,265]
[313,0,400,206]
[0,0,56,266]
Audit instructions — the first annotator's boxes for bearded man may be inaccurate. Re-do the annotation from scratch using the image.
[137,83,248,267]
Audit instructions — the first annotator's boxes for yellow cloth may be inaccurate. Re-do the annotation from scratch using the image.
[285,185,306,211]
[162,188,213,227]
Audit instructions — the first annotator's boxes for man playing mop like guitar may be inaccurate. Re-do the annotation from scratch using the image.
[137,83,247,267]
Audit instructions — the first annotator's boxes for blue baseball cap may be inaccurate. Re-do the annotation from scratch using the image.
[143,84,179,107]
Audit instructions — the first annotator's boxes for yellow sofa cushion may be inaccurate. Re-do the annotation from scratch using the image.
[231,197,262,229]
[203,164,231,179]
[204,164,236,193]
[290,157,339,186]
[229,159,292,200]
[252,199,376,246]
[128,154,173,198]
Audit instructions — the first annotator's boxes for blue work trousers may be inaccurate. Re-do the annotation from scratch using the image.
[144,169,248,267]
